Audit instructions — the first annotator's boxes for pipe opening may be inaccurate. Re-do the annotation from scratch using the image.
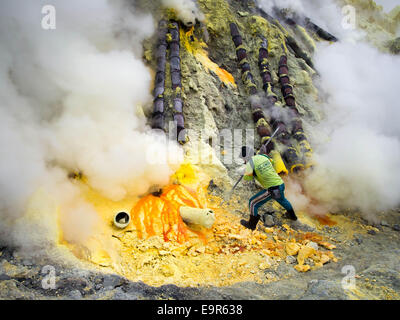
[114,211,131,229]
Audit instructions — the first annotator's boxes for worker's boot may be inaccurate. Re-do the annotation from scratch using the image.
[285,209,298,221]
[240,215,261,231]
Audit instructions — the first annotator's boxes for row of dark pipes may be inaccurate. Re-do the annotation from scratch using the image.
[150,17,313,167]
[152,20,168,131]
[230,23,270,145]
[230,22,314,173]
[151,20,186,144]
[278,47,313,169]
[230,23,304,172]
[230,23,258,96]
[257,37,291,149]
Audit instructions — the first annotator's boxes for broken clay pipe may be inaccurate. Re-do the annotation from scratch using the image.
[179,206,216,229]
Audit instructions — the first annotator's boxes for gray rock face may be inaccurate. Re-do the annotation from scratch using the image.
[285,255,297,265]
[361,265,400,290]
[380,220,389,227]
[262,214,275,227]
[111,287,138,300]
[354,234,363,245]
[0,274,11,281]
[68,290,83,300]
[103,274,126,290]
[301,280,348,300]
[289,220,316,232]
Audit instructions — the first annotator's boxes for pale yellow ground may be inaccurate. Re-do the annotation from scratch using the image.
[62,183,341,287]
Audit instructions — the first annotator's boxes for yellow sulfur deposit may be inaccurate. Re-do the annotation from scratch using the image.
[285,242,301,256]
[171,162,198,185]
[181,27,236,88]
[294,25,316,53]
[248,15,288,56]
[297,245,316,265]
[25,162,340,287]
[294,264,311,272]
[270,150,289,175]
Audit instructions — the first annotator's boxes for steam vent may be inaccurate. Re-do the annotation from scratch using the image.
[1,0,400,301]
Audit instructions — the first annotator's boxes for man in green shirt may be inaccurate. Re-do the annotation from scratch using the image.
[240,146,297,230]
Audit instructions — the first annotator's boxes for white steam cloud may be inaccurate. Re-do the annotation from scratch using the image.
[304,41,400,217]
[162,0,204,26]
[0,0,183,252]
[375,0,399,12]
[258,0,363,41]
[258,0,400,218]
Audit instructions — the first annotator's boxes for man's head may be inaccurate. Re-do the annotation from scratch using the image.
[240,146,254,163]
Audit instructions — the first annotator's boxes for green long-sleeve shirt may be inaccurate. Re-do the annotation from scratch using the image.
[244,154,283,189]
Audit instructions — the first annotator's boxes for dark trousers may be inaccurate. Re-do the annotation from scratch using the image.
[248,183,293,217]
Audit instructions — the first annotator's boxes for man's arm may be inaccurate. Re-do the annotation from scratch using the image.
[243,162,254,181]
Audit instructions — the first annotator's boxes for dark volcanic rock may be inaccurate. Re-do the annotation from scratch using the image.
[301,280,348,300]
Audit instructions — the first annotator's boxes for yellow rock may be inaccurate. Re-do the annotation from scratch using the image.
[228,233,245,240]
[257,234,267,240]
[89,249,112,267]
[249,238,260,245]
[195,246,206,254]
[297,246,316,265]
[159,264,175,277]
[259,262,271,270]
[294,264,311,272]
[319,241,336,250]
[285,242,300,256]
[262,249,272,255]
[320,254,330,265]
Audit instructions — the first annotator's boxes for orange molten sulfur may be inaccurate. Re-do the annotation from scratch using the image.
[131,185,206,243]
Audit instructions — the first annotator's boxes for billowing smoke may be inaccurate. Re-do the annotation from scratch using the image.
[161,0,204,26]
[258,0,370,42]
[375,0,399,12]
[0,0,183,254]
[258,0,347,37]
[304,41,400,218]
[258,0,400,219]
